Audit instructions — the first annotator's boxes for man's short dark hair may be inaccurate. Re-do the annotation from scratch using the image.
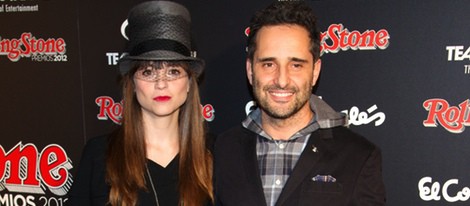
[246,1,321,62]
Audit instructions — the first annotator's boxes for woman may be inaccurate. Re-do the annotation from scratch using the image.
[67,1,213,205]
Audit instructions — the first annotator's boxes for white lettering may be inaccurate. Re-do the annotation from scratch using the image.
[245,101,257,115]
[342,104,386,126]
[419,177,441,201]
[446,46,470,61]
[106,52,120,65]
[0,194,36,206]
[121,20,129,40]
[418,176,470,202]
[442,179,470,202]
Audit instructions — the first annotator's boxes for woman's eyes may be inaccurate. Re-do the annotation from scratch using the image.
[167,68,182,76]
[141,68,154,76]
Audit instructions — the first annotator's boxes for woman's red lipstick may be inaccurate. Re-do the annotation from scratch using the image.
[153,96,171,102]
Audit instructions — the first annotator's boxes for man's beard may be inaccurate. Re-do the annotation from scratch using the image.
[252,79,312,119]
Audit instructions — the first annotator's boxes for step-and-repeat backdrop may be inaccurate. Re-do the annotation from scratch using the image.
[1,0,469,205]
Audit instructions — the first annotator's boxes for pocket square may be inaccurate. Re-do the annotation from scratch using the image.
[312,175,337,183]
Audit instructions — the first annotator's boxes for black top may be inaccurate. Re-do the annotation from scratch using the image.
[66,136,179,206]
[141,157,179,205]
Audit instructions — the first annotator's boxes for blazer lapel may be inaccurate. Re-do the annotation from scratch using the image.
[275,129,332,206]
[240,130,268,206]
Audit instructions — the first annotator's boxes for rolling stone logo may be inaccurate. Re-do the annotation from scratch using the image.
[244,23,390,55]
[423,98,470,133]
[320,24,390,55]
[0,32,68,62]
[0,142,73,206]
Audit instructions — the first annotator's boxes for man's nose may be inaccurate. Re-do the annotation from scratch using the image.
[274,66,290,88]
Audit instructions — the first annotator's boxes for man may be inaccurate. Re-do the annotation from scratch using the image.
[214,1,386,206]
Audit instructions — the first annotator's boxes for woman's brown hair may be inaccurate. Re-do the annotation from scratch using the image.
[106,61,213,206]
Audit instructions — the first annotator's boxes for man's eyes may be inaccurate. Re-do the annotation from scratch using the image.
[292,63,303,68]
[262,62,275,68]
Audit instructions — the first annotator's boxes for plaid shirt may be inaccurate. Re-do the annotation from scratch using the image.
[242,108,320,206]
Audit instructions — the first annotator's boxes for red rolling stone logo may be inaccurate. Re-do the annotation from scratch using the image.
[0,142,73,195]
[423,98,470,133]
[244,23,391,55]
[0,32,66,62]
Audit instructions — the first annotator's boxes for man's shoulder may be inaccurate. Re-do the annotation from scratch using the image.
[219,124,246,135]
[325,126,380,152]
[215,125,253,148]
[219,124,252,137]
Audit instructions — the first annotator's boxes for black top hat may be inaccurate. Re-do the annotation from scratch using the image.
[118,1,204,76]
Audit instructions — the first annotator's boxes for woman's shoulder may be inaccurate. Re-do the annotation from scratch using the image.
[79,135,111,160]
[84,135,108,150]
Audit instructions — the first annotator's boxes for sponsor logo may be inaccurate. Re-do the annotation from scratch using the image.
[446,46,470,74]
[447,46,470,61]
[0,142,72,206]
[106,52,121,65]
[423,98,470,133]
[96,96,216,123]
[342,104,386,127]
[419,176,470,202]
[244,23,390,56]
[0,32,67,62]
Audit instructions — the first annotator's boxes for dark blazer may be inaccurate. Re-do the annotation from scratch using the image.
[214,125,386,206]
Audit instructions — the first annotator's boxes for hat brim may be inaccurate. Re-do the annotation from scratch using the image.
[118,50,204,76]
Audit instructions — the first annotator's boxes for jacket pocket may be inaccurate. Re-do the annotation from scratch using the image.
[302,181,343,194]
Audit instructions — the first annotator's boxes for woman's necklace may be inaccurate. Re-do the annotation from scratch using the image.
[146,166,160,206]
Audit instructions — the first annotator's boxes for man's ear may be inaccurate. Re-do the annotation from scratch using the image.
[312,59,322,87]
[246,59,253,85]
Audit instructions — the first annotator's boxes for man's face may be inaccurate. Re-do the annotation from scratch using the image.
[246,24,321,119]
